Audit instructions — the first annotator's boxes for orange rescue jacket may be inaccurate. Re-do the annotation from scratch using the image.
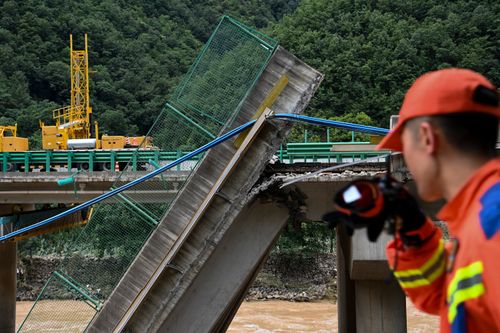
[386,158,500,333]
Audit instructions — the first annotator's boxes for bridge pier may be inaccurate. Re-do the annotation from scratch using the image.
[297,181,408,332]
[0,204,36,333]
[336,224,357,333]
[0,205,18,333]
[336,223,408,333]
[0,240,16,333]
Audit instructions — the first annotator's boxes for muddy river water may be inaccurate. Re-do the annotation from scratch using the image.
[17,299,438,332]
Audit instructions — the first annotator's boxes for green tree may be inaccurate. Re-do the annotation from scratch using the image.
[272,0,499,127]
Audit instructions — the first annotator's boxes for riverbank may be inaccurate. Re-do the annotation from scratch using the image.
[17,252,337,301]
[248,252,336,301]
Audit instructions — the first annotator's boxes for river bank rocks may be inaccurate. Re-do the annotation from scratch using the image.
[247,252,337,302]
[17,256,60,301]
[17,252,337,302]
[16,256,129,301]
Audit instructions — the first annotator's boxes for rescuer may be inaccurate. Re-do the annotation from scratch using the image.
[327,68,500,332]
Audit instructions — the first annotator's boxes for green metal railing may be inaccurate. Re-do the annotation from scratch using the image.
[0,142,388,174]
[0,149,202,173]
[278,143,387,163]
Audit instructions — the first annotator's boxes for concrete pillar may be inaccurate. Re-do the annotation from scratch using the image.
[337,218,407,333]
[0,205,16,333]
[355,280,407,333]
[336,224,356,333]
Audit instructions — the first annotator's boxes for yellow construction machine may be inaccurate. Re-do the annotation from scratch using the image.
[40,34,151,150]
[0,125,28,152]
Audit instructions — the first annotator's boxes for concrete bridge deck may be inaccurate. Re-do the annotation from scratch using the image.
[0,171,189,204]
[0,163,387,204]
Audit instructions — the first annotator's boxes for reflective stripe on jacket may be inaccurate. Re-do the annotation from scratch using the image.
[387,158,500,333]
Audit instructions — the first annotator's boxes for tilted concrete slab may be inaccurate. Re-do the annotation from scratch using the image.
[86,46,323,332]
[155,200,289,332]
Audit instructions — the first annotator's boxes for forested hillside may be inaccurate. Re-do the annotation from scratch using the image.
[1,0,498,144]
[2,0,498,257]
[0,0,298,145]
[271,0,499,141]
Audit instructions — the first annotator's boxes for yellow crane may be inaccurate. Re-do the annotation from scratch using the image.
[40,34,99,150]
[40,34,150,150]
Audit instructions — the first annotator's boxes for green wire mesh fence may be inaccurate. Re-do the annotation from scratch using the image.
[172,16,277,135]
[18,16,277,332]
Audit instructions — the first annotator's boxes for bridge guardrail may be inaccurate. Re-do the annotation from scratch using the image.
[0,150,203,173]
[0,146,389,174]
[0,142,390,174]
[277,142,387,164]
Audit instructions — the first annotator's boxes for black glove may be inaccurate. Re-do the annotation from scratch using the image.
[322,207,387,241]
[323,210,355,236]
[379,178,426,245]
[322,176,426,244]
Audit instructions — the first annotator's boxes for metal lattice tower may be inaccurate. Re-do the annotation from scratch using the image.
[53,34,92,140]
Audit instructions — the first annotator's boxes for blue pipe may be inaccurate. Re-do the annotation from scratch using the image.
[272,114,389,136]
[0,120,256,242]
[0,114,389,242]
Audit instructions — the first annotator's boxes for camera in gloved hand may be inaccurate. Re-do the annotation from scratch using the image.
[322,176,426,245]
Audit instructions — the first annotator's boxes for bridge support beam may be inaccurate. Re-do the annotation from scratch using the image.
[354,279,406,332]
[0,204,36,333]
[336,224,357,333]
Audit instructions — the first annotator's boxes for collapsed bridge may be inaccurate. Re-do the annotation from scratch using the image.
[1,16,412,333]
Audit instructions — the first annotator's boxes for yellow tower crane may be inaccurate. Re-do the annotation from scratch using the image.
[40,34,151,151]
[41,34,99,150]
[68,33,93,140]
